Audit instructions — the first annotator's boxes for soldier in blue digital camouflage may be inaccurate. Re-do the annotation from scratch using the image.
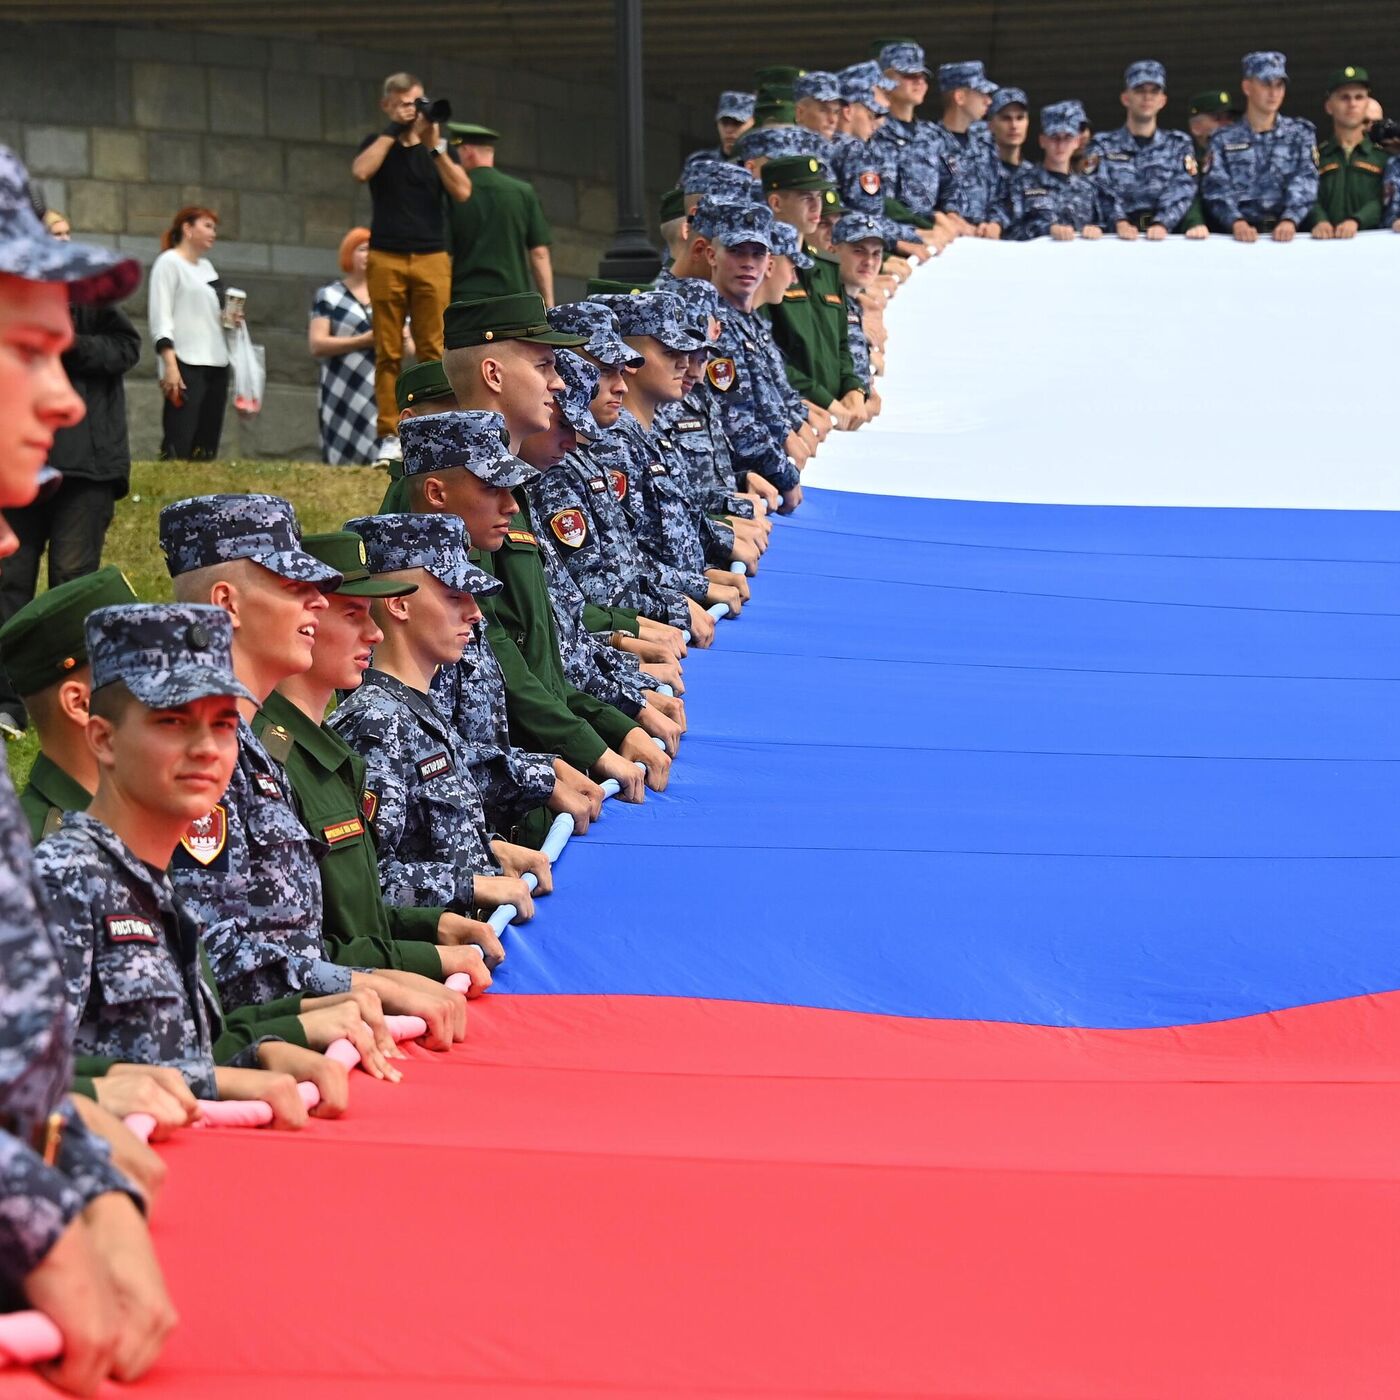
[34,603,349,1124]
[687,90,756,165]
[0,140,177,1390]
[588,291,751,616]
[1387,154,1400,230]
[160,493,466,1046]
[930,60,1004,234]
[793,71,844,154]
[1006,102,1111,239]
[328,514,529,913]
[870,40,949,234]
[830,212,892,410]
[986,87,1031,226]
[1203,51,1320,242]
[1088,61,1208,239]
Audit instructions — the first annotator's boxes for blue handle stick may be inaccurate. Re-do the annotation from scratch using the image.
[486,810,578,933]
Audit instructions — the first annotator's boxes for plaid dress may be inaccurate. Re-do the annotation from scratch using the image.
[311,280,377,466]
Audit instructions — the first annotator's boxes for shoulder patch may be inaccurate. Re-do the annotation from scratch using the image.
[1079,154,1100,174]
[179,804,228,868]
[417,752,452,783]
[40,807,63,839]
[608,467,628,500]
[550,508,588,549]
[105,914,160,945]
[1185,154,1198,176]
[505,529,538,547]
[858,170,882,196]
[1311,145,1321,169]
[260,724,293,765]
[323,817,365,846]
[705,357,736,393]
[362,789,378,823]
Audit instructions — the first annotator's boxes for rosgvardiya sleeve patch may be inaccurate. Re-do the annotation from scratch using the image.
[549,508,588,549]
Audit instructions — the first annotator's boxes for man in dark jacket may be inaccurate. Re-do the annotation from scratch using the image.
[0,297,139,735]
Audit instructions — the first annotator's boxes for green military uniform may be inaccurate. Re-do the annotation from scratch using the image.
[477,500,637,770]
[762,158,864,406]
[444,124,552,301]
[1308,68,1385,231]
[381,360,458,513]
[586,277,654,295]
[21,752,90,842]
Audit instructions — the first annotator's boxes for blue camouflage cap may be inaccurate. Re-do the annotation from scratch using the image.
[685,162,761,201]
[710,201,776,251]
[667,275,725,341]
[0,146,140,305]
[681,154,724,188]
[553,349,601,435]
[768,219,813,269]
[939,61,997,95]
[345,514,502,597]
[793,71,841,103]
[839,61,896,110]
[399,409,540,488]
[880,41,929,76]
[989,86,1029,115]
[716,90,756,122]
[832,212,893,248]
[159,493,343,589]
[1040,101,1083,136]
[588,290,706,352]
[689,195,744,241]
[1124,60,1167,90]
[1242,51,1288,82]
[548,301,644,369]
[88,603,256,708]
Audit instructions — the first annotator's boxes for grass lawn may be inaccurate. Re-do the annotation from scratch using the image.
[5,459,389,790]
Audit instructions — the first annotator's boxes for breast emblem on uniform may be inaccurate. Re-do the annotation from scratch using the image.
[859,170,882,196]
[417,752,452,782]
[1185,154,1198,175]
[180,804,228,867]
[608,468,628,500]
[705,357,737,393]
[550,508,588,549]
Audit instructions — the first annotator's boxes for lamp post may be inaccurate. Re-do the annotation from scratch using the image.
[598,0,662,282]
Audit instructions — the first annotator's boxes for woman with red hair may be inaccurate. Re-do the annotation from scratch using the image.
[147,205,232,460]
[308,227,378,465]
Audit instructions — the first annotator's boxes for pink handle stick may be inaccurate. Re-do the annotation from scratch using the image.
[324,1037,361,1069]
[443,972,472,994]
[0,1311,64,1366]
[124,1112,157,1144]
[193,1099,273,1129]
[384,1014,428,1041]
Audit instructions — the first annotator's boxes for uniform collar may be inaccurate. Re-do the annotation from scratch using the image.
[257,689,353,775]
[27,752,93,816]
[361,668,454,744]
[59,810,177,909]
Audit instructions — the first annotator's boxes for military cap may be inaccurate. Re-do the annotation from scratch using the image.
[345,515,502,598]
[553,349,601,436]
[0,145,140,305]
[1242,51,1288,82]
[667,276,725,340]
[1064,99,1090,131]
[939,61,997,95]
[734,127,787,162]
[88,603,255,708]
[1326,65,1370,93]
[685,161,760,201]
[821,187,847,217]
[442,292,587,351]
[445,122,501,145]
[989,86,1029,116]
[793,71,841,103]
[585,276,654,295]
[754,94,797,126]
[0,566,137,697]
[548,301,644,369]
[709,201,776,251]
[840,61,897,110]
[831,211,893,248]
[716,91,756,122]
[658,186,686,222]
[304,531,417,598]
[1124,60,1167,90]
[1040,101,1083,136]
[755,65,805,92]
[588,291,706,352]
[160,493,343,589]
[879,41,929,76]
[769,219,813,269]
[762,154,836,194]
[689,195,743,242]
[398,409,540,488]
[1189,89,1234,117]
[395,359,455,411]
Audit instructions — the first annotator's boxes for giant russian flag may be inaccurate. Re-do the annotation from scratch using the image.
[34,238,1400,1398]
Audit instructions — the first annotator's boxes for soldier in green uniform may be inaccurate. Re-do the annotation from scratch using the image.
[381,360,459,513]
[445,123,555,304]
[761,156,868,431]
[1187,89,1235,165]
[255,530,508,981]
[1309,66,1388,238]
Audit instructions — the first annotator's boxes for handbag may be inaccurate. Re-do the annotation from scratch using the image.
[228,320,266,418]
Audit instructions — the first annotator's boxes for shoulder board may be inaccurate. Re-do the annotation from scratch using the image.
[505,529,538,546]
[260,724,294,764]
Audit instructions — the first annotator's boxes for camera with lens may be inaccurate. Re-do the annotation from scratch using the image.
[414,96,452,124]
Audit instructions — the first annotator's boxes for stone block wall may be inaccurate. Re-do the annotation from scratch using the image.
[3,22,712,459]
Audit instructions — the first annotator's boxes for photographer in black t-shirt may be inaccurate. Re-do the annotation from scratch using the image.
[351,71,471,463]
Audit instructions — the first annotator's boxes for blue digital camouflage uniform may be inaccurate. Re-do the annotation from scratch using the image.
[1006,166,1110,237]
[869,116,943,219]
[1088,125,1201,229]
[37,813,226,1099]
[158,494,354,1009]
[330,513,504,910]
[0,760,137,1302]
[1385,156,1400,226]
[830,211,889,389]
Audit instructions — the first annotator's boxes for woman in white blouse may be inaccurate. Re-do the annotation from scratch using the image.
[147,205,233,459]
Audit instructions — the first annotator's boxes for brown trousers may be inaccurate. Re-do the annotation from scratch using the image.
[366,248,451,437]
